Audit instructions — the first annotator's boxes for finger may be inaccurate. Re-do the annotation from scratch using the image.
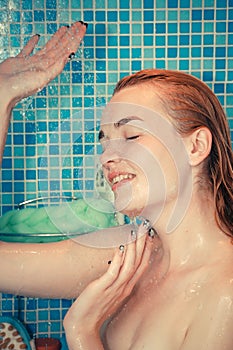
[57,21,87,55]
[94,246,125,289]
[17,34,40,57]
[124,236,154,294]
[36,25,68,56]
[116,224,148,285]
[51,21,87,58]
[94,238,137,293]
[134,224,148,268]
[102,234,149,297]
[37,21,86,59]
[114,238,138,286]
[28,22,86,80]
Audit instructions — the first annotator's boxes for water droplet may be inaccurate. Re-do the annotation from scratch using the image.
[185,281,201,300]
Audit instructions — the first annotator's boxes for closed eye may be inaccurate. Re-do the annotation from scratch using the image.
[126,135,140,140]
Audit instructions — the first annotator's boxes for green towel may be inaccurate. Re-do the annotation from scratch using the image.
[0,198,118,243]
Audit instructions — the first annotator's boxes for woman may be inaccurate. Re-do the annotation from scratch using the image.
[0,23,233,349]
[63,71,233,349]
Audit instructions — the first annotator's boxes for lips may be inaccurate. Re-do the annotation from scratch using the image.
[108,172,135,190]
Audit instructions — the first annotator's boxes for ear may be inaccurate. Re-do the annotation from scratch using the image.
[187,127,212,166]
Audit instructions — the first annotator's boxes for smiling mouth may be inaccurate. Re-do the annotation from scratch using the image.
[110,173,135,190]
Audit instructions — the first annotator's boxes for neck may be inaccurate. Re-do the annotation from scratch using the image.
[145,190,231,272]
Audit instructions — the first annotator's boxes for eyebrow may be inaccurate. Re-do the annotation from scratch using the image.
[98,116,142,141]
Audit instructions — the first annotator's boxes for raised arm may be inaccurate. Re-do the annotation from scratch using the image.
[0,21,116,299]
[0,21,87,163]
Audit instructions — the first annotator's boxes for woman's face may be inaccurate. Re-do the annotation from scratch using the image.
[99,85,191,225]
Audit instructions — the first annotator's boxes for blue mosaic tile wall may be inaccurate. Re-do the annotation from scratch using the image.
[0,0,233,346]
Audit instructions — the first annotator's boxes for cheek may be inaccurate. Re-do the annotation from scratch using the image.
[162,154,179,194]
[149,141,179,186]
[100,141,181,217]
[101,167,108,183]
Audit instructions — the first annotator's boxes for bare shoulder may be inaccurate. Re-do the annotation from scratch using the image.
[211,245,233,296]
[205,246,233,313]
[182,252,233,350]
[207,270,233,314]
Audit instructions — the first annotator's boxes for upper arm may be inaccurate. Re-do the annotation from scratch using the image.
[182,282,233,350]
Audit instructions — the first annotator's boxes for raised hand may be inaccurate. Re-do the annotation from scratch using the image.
[63,225,155,350]
[0,21,87,163]
[0,21,87,110]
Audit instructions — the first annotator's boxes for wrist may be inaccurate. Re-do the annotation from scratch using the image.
[0,94,14,120]
[0,87,15,165]
[65,329,104,350]
[0,75,22,115]
[64,316,103,350]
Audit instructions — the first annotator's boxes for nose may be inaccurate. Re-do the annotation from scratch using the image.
[100,138,124,167]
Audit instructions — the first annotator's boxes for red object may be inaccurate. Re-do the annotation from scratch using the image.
[35,337,61,350]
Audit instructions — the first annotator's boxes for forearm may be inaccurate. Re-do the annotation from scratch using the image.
[0,240,74,298]
[0,238,114,299]
[0,91,14,166]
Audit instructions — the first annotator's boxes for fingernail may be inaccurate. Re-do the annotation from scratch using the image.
[68,52,75,60]
[143,219,151,230]
[148,227,156,239]
[131,229,137,240]
[79,20,88,28]
[119,245,125,252]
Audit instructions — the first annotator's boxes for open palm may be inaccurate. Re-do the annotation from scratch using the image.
[0,21,86,107]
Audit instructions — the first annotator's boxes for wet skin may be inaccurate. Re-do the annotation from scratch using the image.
[0,26,232,348]
[97,86,233,350]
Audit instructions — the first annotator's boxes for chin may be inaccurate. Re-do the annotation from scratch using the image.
[115,199,145,218]
[112,183,148,218]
